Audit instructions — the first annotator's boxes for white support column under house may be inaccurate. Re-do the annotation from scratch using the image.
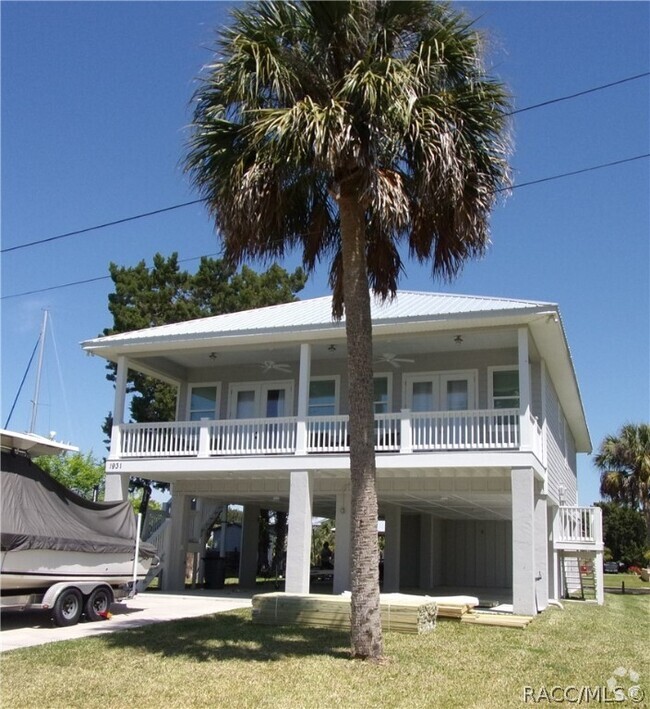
[511,467,537,616]
[285,470,314,594]
[534,484,549,611]
[164,490,192,592]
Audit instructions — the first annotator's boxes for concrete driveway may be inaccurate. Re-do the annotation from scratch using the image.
[0,589,253,653]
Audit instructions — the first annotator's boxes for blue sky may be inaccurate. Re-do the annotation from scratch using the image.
[2,2,648,507]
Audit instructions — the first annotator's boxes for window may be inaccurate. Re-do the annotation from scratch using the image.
[189,385,219,421]
[373,375,391,414]
[490,368,520,409]
[446,379,469,411]
[308,378,337,416]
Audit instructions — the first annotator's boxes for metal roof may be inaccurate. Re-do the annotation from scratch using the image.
[82,291,552,349]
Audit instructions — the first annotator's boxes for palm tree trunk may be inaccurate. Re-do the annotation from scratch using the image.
[339,184,383,660]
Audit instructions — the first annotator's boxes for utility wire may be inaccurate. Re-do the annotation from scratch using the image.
[0,198,208,254]
[2,253,219,300]
[1,71,648,256]
[496,153,650,193]
[507,71,649,115]
[2,154,648,301]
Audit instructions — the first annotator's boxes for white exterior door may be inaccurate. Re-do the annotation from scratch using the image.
[404,371,476,411]
[228,381,293,419]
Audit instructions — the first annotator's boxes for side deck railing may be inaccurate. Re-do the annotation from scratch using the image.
[557,506,603,546]
[114,407,546,460]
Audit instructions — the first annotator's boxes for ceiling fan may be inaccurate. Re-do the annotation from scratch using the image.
[374,353,415,368]
[259,360,292,374]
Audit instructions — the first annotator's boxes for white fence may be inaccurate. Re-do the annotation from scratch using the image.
[115,407,540,459]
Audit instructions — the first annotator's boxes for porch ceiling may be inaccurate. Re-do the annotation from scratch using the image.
[126,326,522,375]
[174,468,514,522]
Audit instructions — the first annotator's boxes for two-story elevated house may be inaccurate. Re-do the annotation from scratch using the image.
[82,291,604,616]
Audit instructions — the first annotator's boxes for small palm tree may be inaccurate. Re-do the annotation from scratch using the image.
[596,423,650,541]
[186,0,510,659]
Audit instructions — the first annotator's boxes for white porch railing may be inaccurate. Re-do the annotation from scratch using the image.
[411,409,520,450]
[120,421,201,458]
[211,417,296,455]
[114,407,534,459]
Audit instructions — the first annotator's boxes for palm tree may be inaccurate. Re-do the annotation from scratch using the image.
[186,0,510,659]
[595,423,650,541]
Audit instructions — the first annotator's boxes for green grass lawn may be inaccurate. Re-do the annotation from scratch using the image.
[1,595,647,709]
[603,572,648,591]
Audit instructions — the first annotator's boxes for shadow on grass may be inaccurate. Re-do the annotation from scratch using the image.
[98,610,350,663]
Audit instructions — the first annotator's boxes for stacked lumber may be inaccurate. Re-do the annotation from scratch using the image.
[251,592,437,634]
[460,611,533,629]
[421,595,479,619]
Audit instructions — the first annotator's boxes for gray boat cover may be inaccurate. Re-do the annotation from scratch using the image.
[1,452,156,558]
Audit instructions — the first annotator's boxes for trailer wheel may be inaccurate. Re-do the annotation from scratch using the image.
[84,587,112,622]
[51,588,83,627]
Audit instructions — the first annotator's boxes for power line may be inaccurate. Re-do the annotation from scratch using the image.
[1,71,648,256]
[497,153,650,193]
[1,253,219,300]
[0,198,208,254]
[3,153,648,301]
[507,71,649,115]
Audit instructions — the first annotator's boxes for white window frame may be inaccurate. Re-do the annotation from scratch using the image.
[403,370,478,412]
[373,373,393,414]
[308,375,340,416]
[187,382,221,421]
[488,366,520,410]
[227,380,294,419]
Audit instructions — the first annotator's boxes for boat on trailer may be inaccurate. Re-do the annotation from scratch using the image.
[1,430,157,625]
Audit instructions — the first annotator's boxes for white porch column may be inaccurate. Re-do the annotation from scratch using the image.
[518,328,531,451]
[383,504,402,592]
[285,470,313,593]
[512,467,537,615]
[295,344,312,455]
[106,356,129,497]
[593,507,605,605]
[239,504,260,588]
[109,356,128,457]
[534,485,549,611]
[164,490,192,591]
[333,490,351,594]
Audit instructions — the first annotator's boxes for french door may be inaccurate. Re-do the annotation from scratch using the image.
[405,371,476,412]
[405,371,477,447]
[228,381,294,419]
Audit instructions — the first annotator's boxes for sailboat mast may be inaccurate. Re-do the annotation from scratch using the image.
[29,310,48,434]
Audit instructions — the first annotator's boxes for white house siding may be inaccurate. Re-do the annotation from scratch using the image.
[545,378,578,505]
[441,520,512,588]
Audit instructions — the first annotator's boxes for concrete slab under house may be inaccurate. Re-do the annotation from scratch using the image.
[82,291,604,617]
